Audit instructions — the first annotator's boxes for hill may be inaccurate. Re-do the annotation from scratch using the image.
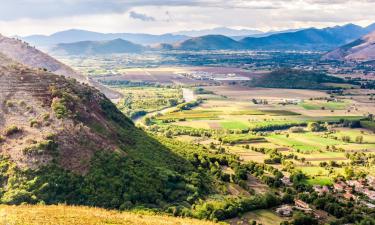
[0,34,86,82]
[0,53,218,209]
[246,68,346,89]
[52,39,146,55]
[323,30,375,61]
[240,24,373,51]
[21,29,189,47]
[0,205,217,225]
[172,35,242,51]
[0,34,120,99]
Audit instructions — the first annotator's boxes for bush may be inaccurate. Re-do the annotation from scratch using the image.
[51,97,69,119]
[3,125,22,136]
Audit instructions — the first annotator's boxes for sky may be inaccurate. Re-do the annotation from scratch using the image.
[0,0,375,36]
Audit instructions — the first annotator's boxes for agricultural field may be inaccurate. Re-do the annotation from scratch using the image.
[147,85,375,187]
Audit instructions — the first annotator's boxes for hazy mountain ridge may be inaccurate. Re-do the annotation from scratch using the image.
[52,38,146,55]
[21,29,189,47]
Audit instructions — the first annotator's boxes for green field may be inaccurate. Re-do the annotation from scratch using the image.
[300,100,351,110]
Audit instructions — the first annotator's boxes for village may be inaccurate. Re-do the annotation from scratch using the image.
[276,175,375,220]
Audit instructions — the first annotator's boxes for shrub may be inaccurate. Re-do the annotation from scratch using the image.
[30,119,40,128]
[3,125,22,136]
[51,98,69,119]
[0,135,5,143]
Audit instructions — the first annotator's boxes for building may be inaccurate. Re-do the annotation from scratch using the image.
[363,189,375,200]
[313,185,330,196]
[343,192,357,201]
[276,205,293,217]
[294,199,312,211]
[333,182,346,192]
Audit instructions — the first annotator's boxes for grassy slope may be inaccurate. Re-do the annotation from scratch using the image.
[0,205,218,225]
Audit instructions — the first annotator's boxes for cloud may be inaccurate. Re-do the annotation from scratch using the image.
[129,11,155,21]
[0,0,375,36]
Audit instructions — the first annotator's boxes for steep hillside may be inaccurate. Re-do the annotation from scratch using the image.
[0,34,86,82]
[52,39,146,55]
[240,24,371,51]
[246,68,346,89]
[323,31,375,61]
[0,205,217,225]
[0,34,120,99]
[0,54,215,209]
[172,35,242,50]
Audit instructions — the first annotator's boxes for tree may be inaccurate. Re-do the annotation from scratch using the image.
[292,212,318,225]
[355,136,364,144]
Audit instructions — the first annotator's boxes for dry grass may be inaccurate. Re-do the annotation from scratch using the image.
[0,205,219,225]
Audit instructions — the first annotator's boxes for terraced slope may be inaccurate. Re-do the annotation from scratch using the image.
[0,34,120,99]
[0,53,210,209]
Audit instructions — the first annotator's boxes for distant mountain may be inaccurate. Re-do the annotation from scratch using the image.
[323,30,375,61]
[172,35,242,50]
[159,23,375,51]
[240,24,373,51]
[21,29,190,47]
[173,27,263,37]
[52,38,146,55]
[231,28,305,40]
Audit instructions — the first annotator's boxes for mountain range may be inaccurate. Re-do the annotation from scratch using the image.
[323,30,375,62]
[172,27,263,37]
[170,23,375,51]
[21,29,189,47]
[40,23,375,54]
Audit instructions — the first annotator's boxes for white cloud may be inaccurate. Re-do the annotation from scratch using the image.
[0,0,374,36]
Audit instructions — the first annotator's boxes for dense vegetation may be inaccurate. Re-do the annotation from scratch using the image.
[247,69,349,90]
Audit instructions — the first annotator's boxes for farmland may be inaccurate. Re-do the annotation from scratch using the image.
[145,84,375,189]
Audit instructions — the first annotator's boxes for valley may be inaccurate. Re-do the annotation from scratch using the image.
[1,6,375,224]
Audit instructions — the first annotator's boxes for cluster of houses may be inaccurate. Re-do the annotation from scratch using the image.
[280,176,375,203]
[332,176,375,202]
[277,176,375,218]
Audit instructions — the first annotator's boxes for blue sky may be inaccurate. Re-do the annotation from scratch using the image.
[0,0,374,36]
